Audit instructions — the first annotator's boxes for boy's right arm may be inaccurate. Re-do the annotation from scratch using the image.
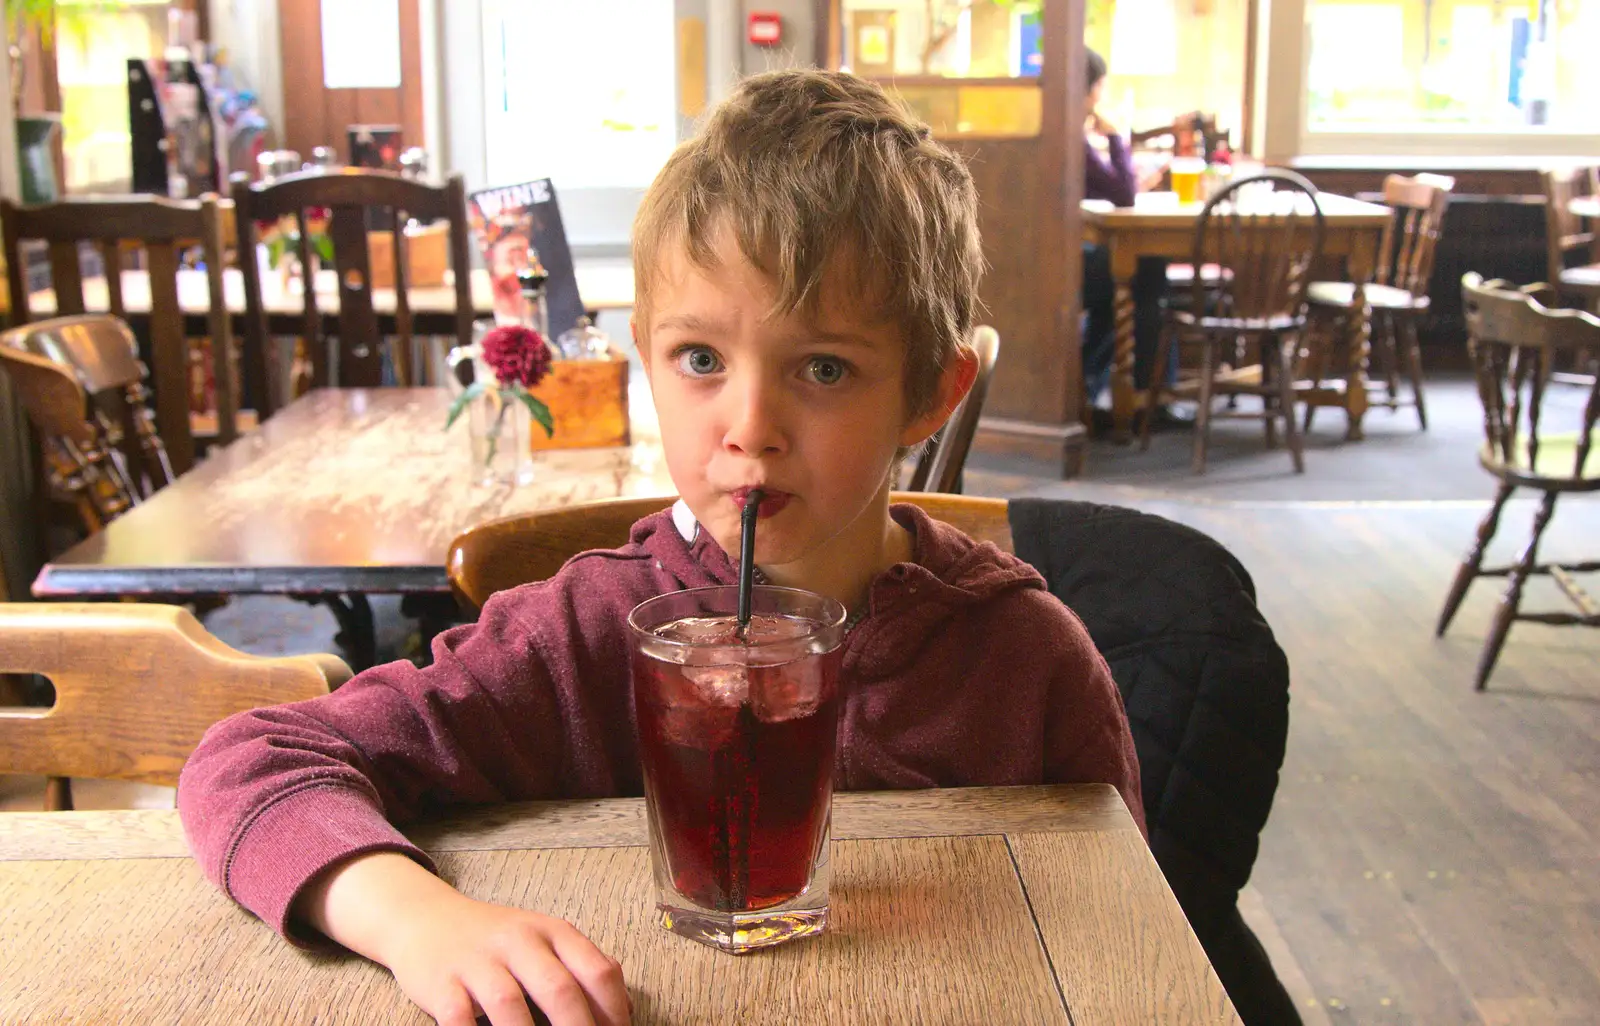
[177,587,636,1025]
[297,851,629,1026]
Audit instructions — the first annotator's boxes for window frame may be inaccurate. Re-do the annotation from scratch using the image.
[1254,0,1599,161]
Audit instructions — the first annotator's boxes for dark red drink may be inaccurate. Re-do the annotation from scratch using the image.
[634,635,842,911]
[630,589,848,951]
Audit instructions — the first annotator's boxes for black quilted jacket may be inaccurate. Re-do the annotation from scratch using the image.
[1010,499,1300,1026]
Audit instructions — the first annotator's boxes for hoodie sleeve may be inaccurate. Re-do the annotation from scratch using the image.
[1037,595,1148,835]
[176,582,610,945]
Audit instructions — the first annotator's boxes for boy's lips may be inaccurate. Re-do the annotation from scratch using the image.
[731,487,792,518]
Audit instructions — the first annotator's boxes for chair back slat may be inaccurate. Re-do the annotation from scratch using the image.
[145,245,193,473]
[230,169,476,399]
[327,204,384,386]
[229,188,274,417]
[291,207,325,388]
[446,493,1013,611]
[1462,273,1600,483]
[447,176,477,354]
[199,198,238,445]
[1194,170,1325,325]
[46,241,86,316]
[1541,168,1596,286]
[391,215,415,386]
[1377,174,1454,297]
[919,325,1001,493]
[101,241,127,318]
[0,195,235,474]
[0,603,348,805]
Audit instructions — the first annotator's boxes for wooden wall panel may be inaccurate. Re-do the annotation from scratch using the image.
[964,0,1087,475]
[1298,165,1551,364]
[277,0,423,165]
[957,141,1057,423]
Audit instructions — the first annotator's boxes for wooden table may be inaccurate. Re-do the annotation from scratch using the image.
[32,387,673,600]
[1083,193,1392,441]
[0,785,1239,1024]
[23,263,636,336]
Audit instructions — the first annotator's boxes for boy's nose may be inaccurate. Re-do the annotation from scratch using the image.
[720,375,787,457]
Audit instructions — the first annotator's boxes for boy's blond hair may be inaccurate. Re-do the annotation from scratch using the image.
[632,69,983,417]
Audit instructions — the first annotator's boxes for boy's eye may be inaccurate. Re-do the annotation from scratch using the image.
[676,346,723,376]
[804,356,848,386]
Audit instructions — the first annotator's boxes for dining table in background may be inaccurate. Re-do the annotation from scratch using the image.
[23,262,637,343]
[31,387,674,663]
[0,784,1239,1024]
[1082,193,1393,442]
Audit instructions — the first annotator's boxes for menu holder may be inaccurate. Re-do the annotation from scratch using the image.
[467,178,585,339]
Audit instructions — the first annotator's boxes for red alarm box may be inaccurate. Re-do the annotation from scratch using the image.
[748,12,782,47]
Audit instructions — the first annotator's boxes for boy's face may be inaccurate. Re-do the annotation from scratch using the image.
[637,233,958,568]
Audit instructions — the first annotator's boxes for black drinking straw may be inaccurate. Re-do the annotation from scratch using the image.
[737,489,763,633]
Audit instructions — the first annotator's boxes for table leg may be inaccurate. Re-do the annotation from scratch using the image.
[304,593,376,671]
[1343,237,1377,441]
[1109,248,1140,443]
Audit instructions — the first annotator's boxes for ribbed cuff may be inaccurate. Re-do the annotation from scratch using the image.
[224,783,436,948]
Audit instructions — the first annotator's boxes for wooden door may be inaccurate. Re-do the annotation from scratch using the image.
[277,0,425,165]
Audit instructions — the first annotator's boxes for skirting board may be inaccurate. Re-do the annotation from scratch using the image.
[972,417,1087,478]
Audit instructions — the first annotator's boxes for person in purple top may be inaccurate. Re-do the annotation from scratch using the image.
[1080,49,1180,422]
[1083,50,1139,210]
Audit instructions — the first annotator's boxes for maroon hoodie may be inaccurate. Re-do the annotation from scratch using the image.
[178,504,1144,942]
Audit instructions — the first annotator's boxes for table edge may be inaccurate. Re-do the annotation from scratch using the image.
[33,563,451,597]
[0,784,1135,862]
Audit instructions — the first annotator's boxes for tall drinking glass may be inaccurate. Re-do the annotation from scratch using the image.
[628,585,847,953]
[1171,156,1207,204]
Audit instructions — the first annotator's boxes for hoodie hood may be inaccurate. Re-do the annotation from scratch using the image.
[627,501,1047,678]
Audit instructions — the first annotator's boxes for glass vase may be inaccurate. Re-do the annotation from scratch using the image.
[465,387,535,487]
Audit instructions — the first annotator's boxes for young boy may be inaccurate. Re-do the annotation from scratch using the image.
[179,69,1143,1026]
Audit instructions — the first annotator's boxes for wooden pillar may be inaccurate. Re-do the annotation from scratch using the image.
[962,0,1088,476]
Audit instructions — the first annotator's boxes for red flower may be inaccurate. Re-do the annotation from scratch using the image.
[481,324,552,390]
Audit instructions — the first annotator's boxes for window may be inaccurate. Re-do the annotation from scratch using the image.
[838,0,1042,77]
[480,0,677,191]
[57,6,170,192]
[1084,0,1248,150]
[1304,0,1600,133]
[833,1,1045,138]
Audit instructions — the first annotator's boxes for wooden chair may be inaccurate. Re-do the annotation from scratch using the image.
[1303,173,1454,431]
[0,317,175,532]
[230,169,475,417]
[1436,275,1600,691]
[905,325,1000,494]
[447,493,1014,612]
[0,602,349,810]
[1140,170,1326,474]
[1,194,235,475]
[1540,167,1600,312]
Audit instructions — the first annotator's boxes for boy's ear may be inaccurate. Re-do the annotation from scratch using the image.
[899,348,980,447]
